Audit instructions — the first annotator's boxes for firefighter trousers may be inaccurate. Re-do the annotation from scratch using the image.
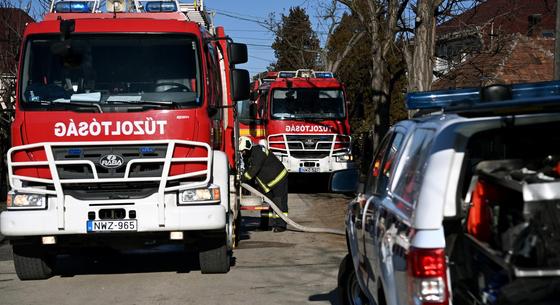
[265,178,288,228]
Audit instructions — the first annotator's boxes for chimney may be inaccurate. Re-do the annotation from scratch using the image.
[528,14,542,37]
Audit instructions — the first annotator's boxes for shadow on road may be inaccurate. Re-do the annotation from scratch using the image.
[53,245,203,277]
[288,173,331,193]
[309,287,341,305]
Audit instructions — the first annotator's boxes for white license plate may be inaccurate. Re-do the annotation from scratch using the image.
[299,167,320,173]
[87,220,137,232]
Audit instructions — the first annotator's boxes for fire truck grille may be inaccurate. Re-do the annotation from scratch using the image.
[289,151,331,159]
[277,135,350,159]
[52,145,168,179]
[63,182,162,200]
[285,135,334,150]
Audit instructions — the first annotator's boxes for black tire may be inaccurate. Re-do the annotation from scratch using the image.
[12,245,53,281]
[234,213,242,248]
[338,254,370,305]
[199,238,230,274]
[259,210,270,231]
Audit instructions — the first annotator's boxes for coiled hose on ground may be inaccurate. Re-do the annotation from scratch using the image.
[241,183,345,236]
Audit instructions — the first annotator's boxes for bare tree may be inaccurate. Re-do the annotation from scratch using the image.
[404,0,442,92]
[401,0,480,93]
[315,0,365,73]
[336,0,409,149]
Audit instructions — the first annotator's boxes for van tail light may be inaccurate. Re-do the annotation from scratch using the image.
[408,247,449,305]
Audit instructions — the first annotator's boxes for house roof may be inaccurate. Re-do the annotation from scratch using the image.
[432,34,554,90]
[0,8,34,73]
[437,0,555,38]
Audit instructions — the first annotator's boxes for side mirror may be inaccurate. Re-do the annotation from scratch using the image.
[229,43,248,65]
[231,69,250,101]
[330,169,359,193]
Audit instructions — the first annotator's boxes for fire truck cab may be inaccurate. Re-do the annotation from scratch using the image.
[258,69,355,175]
[1,0,250,280]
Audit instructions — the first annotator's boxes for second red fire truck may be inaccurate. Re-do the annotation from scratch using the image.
[252,69,355,175]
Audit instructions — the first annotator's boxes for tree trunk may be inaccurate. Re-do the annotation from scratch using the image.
[370,36,390,152]
[408,0,441,92]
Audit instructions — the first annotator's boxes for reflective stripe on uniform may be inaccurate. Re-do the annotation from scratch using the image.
[256,177,270,193]
[266,168,287,188]
[272,212,288,219]
[244,171,252,180]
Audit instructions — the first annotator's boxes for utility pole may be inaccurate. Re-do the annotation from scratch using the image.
[555,0,560,79]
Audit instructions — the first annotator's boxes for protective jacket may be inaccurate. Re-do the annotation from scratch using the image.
[242,145,287,193]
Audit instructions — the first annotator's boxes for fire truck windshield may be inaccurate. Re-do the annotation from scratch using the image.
[20,34,201,109]
[271,88,345,120]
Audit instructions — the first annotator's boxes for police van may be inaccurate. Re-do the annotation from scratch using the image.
[333,81,560,305]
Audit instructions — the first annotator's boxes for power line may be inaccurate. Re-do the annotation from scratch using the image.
[249,55,275,63]
[224,29,272,33]
[246,43,273,48]
[213,11,268,27]
[230,36,274,42]
[208,7,265,21]
[246,43,272,47]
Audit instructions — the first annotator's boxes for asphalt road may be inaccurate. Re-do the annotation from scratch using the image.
[0,192,350,305]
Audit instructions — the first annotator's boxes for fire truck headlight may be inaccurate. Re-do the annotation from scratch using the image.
[178,186,220,204]
[336,154,353,162]
[7,192,47,209]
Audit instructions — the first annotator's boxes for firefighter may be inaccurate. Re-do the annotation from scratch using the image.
[239,136,288,232]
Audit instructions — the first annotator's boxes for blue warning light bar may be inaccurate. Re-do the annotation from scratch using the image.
[54,1,92,13]
[406,81,560,110]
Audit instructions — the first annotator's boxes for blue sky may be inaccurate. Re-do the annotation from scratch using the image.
[206,0,327,76]
[30,0,328,75]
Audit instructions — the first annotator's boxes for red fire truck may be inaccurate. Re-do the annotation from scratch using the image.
[0,0,250,279]
[234,72,278,143]
[255,69,355,175]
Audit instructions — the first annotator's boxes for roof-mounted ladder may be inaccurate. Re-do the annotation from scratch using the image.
[179,0,212,30]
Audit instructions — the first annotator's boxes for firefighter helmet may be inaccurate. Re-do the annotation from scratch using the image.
[239,136,253,151]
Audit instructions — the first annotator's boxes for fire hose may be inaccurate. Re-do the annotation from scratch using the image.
[240,183,345,236]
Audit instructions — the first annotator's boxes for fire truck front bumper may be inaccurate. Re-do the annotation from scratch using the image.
[0,193,226,237]
[279,154,356,174]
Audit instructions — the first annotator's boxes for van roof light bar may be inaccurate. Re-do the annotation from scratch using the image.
[406,80,560,111]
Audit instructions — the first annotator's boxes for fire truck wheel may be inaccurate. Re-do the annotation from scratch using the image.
[234,213,242,248]
[12,245,53,280]
[199,238,230,274]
